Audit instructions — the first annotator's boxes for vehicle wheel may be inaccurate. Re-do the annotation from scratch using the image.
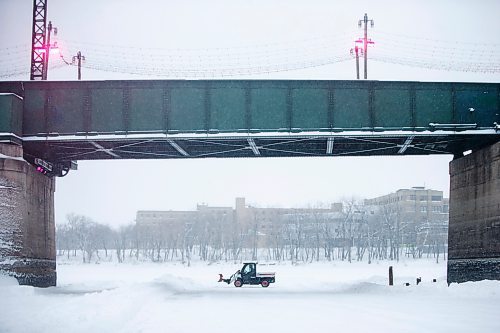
[261,280,269,288]
[234,279,243,287]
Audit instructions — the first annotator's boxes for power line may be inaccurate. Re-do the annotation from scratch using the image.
[75,55,353,78]
[375,30,500,48]
[55,30,358,53]
[2,26,499,78]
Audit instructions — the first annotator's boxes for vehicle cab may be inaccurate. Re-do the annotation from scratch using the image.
[240,262,257,284]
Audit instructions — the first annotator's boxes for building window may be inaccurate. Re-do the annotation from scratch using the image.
[420,206,427,212]
[419,196,427,201]
[409,195,416,200]
[443,205,449,213]
[432,206,442,213]
[431,196,442,201]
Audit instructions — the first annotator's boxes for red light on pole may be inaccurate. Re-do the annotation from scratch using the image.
[353,37,374,80]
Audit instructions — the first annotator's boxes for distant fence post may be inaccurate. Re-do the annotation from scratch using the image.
[389,266,394,286]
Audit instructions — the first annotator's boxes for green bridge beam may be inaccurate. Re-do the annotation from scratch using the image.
[0,80,498,163]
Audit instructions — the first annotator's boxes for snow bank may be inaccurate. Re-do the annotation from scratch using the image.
[0,260,499,333]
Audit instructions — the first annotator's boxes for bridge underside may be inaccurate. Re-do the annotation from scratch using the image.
[14,132,500,162]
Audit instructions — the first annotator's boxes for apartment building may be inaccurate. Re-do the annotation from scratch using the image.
[136,198,344,247]
[364,186,449,248]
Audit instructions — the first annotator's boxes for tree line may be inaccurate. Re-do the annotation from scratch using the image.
[57,201,447,264]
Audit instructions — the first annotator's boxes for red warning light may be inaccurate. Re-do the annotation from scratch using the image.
[34,158,52,175]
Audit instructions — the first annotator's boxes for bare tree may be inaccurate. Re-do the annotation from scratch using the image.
[65,213,100,263]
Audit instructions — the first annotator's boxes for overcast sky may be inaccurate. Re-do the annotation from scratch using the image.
[1,0,499,227]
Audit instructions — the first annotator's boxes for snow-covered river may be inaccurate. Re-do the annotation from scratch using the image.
[1,259,499,333]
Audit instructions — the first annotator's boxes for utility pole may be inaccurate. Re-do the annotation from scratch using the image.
[358,13,374,79]
[355,46,360,80]
[72,51,85,80]
[42,20,57,80]
[350,41,364,80]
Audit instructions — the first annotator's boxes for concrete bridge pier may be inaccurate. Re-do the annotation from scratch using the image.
[448,141,500,284]
[0,143,56,287]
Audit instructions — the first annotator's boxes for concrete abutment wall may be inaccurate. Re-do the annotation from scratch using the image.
[0,143,56,287]
[448,141,500,284]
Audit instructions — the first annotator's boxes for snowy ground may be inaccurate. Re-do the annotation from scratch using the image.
[1,259,499,333]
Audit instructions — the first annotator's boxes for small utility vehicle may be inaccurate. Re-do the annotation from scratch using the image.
[218,262,276,287]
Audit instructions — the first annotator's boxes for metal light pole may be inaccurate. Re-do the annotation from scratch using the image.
[358,13,374,79]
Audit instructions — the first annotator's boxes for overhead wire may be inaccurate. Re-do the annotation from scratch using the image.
[368,29,500,73]
[56,29,358,54]
[50,30,356,77]
[1,28,499,78]
[53,34,354,77]
[56,33,354,63]
[375,30,500,48]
